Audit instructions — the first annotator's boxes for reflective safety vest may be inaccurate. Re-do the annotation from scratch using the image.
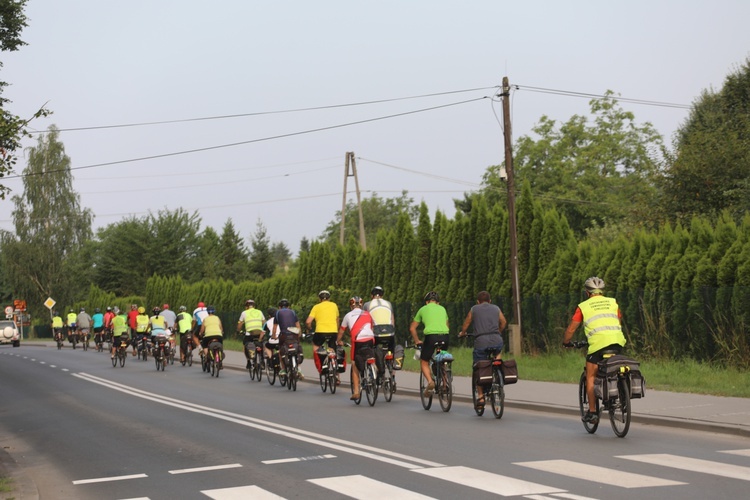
[578,295,626,354]
[67,313,77,325]
[52,316,63,328]
[112,315,128,336]
[243,308,264,332]
[150,315,166,331]
[366,298,394,326]
[136,314,150,333]
[202,315,222,337]
[177,312,192,333]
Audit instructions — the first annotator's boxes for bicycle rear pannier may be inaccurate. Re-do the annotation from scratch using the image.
[393,344,404,370]
[598,355,640,377]
[629,370,646,399]
[500,359,518,384]
[473,360,493,386]
[336,346,347,372]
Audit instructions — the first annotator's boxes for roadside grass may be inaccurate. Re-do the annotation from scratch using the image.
[25,338,750,398]
[0,475,14,494]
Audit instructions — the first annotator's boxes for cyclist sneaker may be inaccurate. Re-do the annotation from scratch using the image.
[582,411,599,424]
[279,370,287,377]
[297,371,305,380]
[423,381,435,397]
[246,360,251,369]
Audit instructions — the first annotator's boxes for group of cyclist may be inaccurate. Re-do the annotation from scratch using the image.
[49,276,624,422]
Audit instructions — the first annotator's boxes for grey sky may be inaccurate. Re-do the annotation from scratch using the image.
[2,0,749,254]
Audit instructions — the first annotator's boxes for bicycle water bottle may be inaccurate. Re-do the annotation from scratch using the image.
[413,348,421,360]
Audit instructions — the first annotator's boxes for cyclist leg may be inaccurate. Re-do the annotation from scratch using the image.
[350,342,363,398]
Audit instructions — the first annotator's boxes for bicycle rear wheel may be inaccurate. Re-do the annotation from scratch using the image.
[328,360,338,394]
[111,353,117,367]
[579,371,599,434]
[489,369,505,419]
[119,350,126,367]
[438,362,452,412]
[609,376,632,438]
[254,354,263,382]
[383,362,395,403]
[419,370,433,410]
[472,377,485,416]
[267,356,277,385]
[350,367,362,405]
[365,363,378,406]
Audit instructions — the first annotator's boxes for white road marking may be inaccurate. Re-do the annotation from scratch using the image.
[720,449,750,457]
[201,485,284,499]
[39,361,46,364]
[49,364,56,368]
[263,454,336,464]
[414,466,565,496]
[618,454,750,481]
[169,463,242,474]
[516,459,684,488]
[62,368,69,372]
[72,473,147,484]
[74,372,442,470]
[309,474,435,499]
[525,495,599,500]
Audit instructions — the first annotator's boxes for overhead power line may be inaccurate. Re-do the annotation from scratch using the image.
[10,96,488,181]
[514,85,691,109]
[33,86,496,133]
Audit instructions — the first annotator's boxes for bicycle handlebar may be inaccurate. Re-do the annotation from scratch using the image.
[563,340,589,349]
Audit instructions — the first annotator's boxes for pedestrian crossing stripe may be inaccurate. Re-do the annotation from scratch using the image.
[201,485,284,499]
[309,475,435,499]
[414,465,565,496]
[720,449,750,457]
[617,454,750,481]
[515,459,685,488]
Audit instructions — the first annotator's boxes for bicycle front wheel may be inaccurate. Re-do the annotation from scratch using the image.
[579,371,599,434]
[609,375,632,438]
[419,370,432,410]
[438,362,452,412]
[489,369,505,419]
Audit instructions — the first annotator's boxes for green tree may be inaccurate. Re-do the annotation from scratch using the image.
[320,191,419,247]
[512,92,664,235]
[660,58,750,222]
[196,226,221,281]
[218,218,249,281]
[249,219,275,280]
[271,241,292,272]
[0,126,92,316]
[0,0,50,199]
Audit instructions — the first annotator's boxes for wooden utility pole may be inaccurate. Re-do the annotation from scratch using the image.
[501,76,522,355]
[339,152,367,250]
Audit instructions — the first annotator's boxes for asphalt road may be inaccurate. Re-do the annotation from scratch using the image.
[2,344,750,500]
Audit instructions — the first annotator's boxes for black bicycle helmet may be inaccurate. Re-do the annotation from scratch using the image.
[423,290,440,302]
[267,307,278,317]
[349,296,363,308]
[371,286,384,297]
[95,307,101,313]
[152,306,161,315]
[278,298,290,308]
[206,305,216,314]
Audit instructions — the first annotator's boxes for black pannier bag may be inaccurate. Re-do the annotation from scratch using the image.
[500,359,518,384]
[596,355,645,400]
[473,360,493,386]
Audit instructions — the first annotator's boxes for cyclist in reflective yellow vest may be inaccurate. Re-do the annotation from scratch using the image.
[563,277,625,424]
[237,299,265,369]
[111,307,129,358]
[52,312,64,342]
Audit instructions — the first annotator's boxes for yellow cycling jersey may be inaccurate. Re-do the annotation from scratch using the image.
[202,315,223,337]
[308,301,339,333]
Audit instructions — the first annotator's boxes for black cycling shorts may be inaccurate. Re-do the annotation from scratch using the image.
[586,343,623,364]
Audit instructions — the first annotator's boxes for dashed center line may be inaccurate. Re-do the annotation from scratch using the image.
[169,464,243,475]
[72,473,148,485]
[263,454,336,465]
